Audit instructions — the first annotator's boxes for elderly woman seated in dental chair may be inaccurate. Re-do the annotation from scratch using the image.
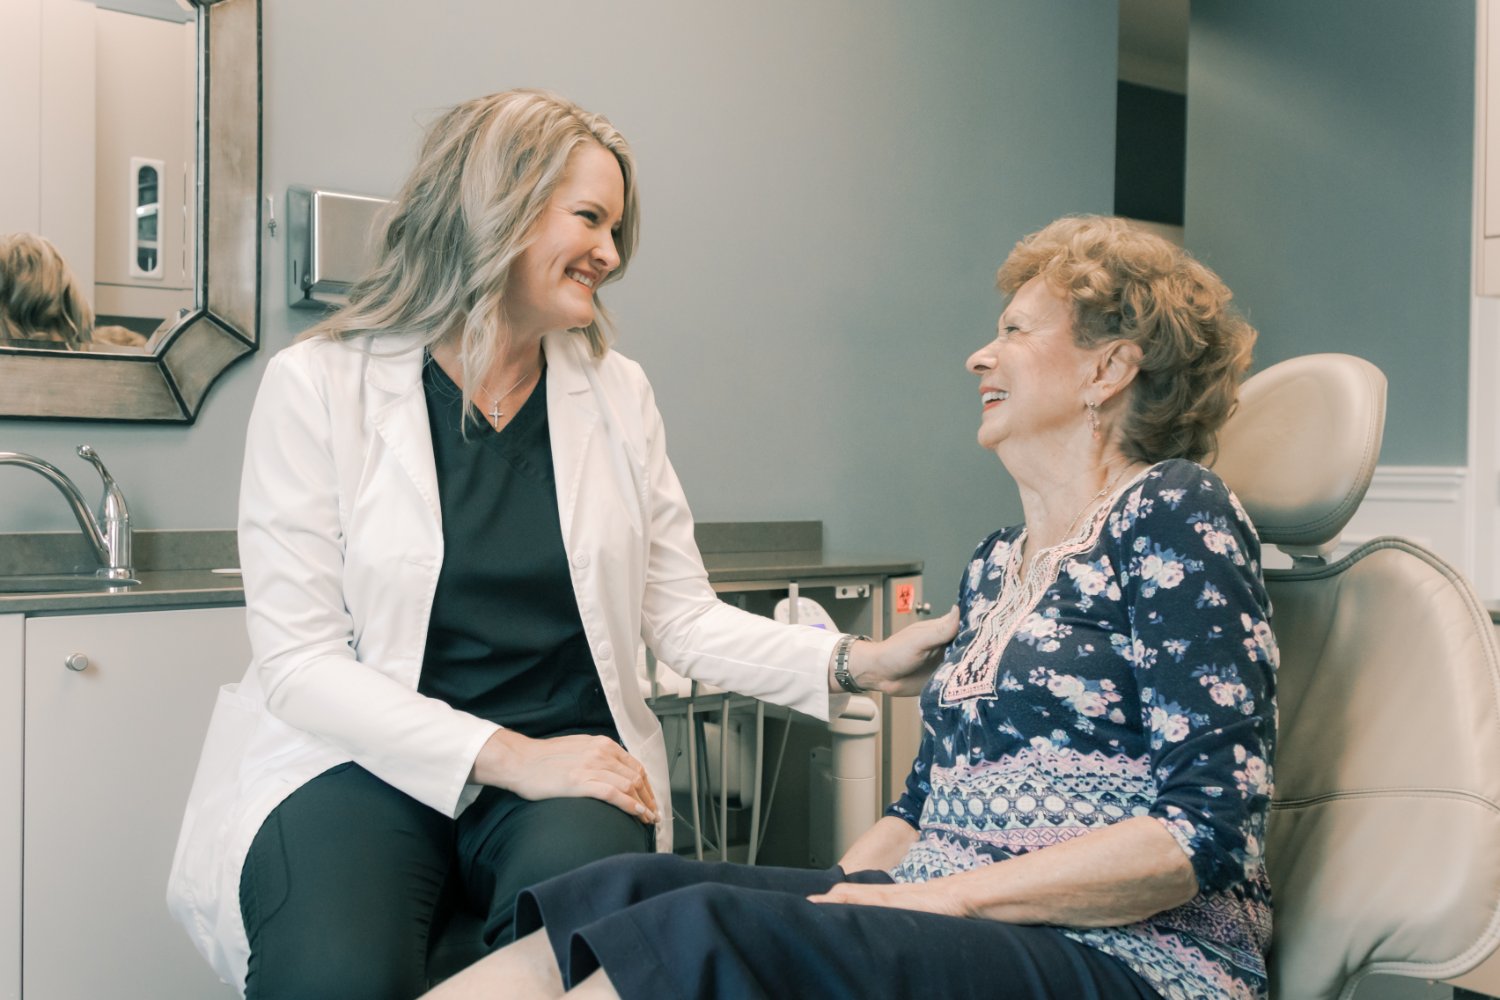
[428,216,1277,1000]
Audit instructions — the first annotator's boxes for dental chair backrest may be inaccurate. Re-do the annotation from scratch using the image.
[1212,353,1500,1000]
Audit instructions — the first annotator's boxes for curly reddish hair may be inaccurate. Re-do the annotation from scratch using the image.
[996,215,1256,464]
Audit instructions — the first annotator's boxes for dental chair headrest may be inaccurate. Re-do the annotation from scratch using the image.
[1211,353,1386,559]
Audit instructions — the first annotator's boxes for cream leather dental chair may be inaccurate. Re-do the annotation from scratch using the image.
[1212,353,1500,1000]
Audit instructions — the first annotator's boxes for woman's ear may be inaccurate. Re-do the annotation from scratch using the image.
[1092,340,1142,404]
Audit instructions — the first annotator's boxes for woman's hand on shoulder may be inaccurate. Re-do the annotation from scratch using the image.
[471,729,659,825]
[842,606,960,696]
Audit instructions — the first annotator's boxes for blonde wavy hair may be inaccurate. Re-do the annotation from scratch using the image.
[996,215,1255,464]
[0,232,93,349]
[308,89,640,410]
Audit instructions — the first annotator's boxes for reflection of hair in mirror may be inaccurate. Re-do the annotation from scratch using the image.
[0,232,94,350]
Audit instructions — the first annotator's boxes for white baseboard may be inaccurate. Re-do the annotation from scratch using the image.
[1343,465,1469,562]
[1265,465,1472,580]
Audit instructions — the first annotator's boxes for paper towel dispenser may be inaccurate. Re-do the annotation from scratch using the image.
[286,187,390,309]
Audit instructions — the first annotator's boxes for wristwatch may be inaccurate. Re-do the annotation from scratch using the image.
[833,633,870,694]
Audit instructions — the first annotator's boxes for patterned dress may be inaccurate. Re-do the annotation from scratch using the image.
[888,459,1277,1000]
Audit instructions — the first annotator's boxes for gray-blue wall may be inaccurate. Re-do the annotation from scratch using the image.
[1185,0,1474,465]
[1,0,1118,604]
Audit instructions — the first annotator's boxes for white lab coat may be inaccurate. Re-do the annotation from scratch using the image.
[166,330,840,993]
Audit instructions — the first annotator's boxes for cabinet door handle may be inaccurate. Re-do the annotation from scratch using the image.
[65,653,90,672]
[913,602,933,616]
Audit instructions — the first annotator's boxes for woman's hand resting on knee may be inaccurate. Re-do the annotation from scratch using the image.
[471,730,660,824]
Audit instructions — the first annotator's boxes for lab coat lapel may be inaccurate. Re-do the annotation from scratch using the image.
[365,336,443,526]
[544,332,599,543]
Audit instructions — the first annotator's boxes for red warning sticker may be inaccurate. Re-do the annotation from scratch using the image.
[895,583,914,615]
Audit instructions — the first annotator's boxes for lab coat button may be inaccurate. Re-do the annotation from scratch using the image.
[596,642,613,661]
[572,553,590,570]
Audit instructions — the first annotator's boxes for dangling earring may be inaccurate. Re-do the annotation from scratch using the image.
[1086,399,1100,438]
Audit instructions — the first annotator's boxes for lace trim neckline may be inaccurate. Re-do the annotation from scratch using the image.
[940,463,1157,705]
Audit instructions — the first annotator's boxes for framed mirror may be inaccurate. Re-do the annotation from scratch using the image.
[0,0,261,422]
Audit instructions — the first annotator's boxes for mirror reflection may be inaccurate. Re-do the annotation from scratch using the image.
[0,232,156,353]
[0,0,196,355]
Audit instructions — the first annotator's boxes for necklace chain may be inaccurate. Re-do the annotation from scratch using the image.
[478,366,538,430]
[1059,463,1134,544]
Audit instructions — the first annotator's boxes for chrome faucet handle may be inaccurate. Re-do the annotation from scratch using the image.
[75,445,132,579]
[76,445,121,499]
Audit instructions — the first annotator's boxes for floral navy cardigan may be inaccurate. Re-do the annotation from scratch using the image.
[888,459,1277,1000]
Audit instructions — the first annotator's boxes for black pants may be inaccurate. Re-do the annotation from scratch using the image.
[238,762,652,1000]
[519,853,1164,1000]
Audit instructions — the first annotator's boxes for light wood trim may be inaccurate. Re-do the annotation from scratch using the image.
[0,0,261,423]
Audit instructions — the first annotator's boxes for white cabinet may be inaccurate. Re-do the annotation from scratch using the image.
[1,617,22,1000]
[13,606,247,999]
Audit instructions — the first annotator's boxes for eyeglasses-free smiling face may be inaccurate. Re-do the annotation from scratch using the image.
[966,275,1105,459]
[501,141,625,339]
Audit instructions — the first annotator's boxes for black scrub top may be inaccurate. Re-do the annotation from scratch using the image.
[418,356,616,739]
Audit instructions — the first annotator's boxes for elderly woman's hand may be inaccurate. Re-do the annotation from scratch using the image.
[808,878,971,918]
[838,606,959,696]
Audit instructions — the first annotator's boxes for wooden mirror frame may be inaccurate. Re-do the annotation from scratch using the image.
[0,0,261,423]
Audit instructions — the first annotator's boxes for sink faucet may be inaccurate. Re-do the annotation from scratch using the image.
[0,446,133,579]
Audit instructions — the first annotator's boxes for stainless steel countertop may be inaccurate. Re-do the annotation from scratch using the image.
[1,553,925,616]
[0,569,246,615]
[0,525,923,615]
[702,549,922,584]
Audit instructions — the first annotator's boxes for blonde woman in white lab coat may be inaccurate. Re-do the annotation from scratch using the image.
[166,89,958,1000]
